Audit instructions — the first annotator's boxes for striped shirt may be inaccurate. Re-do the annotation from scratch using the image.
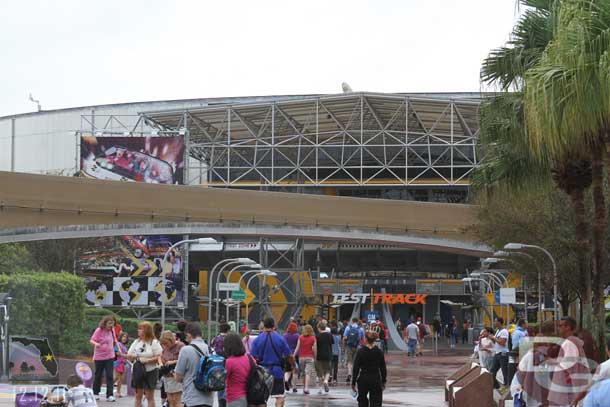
[66,385,97,407]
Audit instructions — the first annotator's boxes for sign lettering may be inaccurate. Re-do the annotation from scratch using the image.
[332,293,427,305]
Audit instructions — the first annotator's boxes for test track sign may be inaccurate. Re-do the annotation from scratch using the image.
[331,293,427,305]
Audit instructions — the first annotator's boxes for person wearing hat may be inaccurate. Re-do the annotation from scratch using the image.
[351,323,387,407]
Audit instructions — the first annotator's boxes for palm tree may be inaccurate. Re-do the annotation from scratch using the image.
[478,0,594,327]
[523,0,610,346]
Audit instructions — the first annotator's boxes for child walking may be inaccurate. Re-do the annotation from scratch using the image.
[113,332,128,398]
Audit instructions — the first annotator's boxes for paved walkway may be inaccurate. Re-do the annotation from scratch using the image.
[7,345,475,407]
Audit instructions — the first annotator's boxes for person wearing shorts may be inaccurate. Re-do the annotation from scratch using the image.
[293,324,316,394]
[250,317,291,407]
[315,321,333,395]
[343,318,364,383]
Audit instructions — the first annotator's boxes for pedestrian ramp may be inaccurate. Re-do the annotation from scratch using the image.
[380,288,409,351]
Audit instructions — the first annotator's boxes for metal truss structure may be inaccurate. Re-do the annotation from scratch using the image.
[143,92,480,188]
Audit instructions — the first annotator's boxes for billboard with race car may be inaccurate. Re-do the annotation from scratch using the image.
[80,235,185,307]
[80,135,185,184]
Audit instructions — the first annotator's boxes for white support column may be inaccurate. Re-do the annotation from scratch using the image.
[360,94,364,186]
[227,107,231,184]
[450,101,454,184]
[315,98,319,186]
[10,118,15,172]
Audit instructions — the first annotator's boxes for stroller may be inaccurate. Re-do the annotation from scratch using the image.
[40,386,70,407]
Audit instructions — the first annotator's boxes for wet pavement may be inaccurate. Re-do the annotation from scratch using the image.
[6,343,475,406]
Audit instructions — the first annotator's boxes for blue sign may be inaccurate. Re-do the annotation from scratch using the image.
[494,290,501,304]
[365,311,379,323]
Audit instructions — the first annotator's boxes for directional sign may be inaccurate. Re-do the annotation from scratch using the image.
[218,282,240,291]
[499,288,516,304]
[243,286,256,306]
[232,289,246,300]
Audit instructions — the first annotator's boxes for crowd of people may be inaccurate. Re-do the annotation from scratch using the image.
[86,314,389,407]
[472,315,610,406]
[70,310,610,407]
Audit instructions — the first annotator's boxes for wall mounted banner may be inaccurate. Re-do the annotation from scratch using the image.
[332,293,427,305]
[80,235,184,307]
[80,135,185,184]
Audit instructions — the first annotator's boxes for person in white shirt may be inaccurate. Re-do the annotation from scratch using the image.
[547,317,590,406]
[477,327,494,370]
[65,374,97,407]
[572,336,610,405]
[488,317,509,390]
[405,321,419,357]
[123,321,163,407]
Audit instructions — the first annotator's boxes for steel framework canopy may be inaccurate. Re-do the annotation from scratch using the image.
[142,92,480,187]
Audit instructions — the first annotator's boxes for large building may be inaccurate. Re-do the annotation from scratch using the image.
[0,92,484,326]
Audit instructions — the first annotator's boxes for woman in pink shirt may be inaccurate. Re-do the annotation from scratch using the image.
[89,315,117,402]
[224,333,254,407]
[293,324,316,394]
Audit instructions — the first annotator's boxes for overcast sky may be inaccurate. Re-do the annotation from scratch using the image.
[1,0,519,117]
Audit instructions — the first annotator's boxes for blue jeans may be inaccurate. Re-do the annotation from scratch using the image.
[407,339,417,355]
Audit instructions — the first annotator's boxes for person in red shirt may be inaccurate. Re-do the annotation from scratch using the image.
[224,333,254,407]
[293,324,316,395]
[112,316,122,338]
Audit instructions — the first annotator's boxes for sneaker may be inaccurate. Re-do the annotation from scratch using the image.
[94,395,100,401]
[303,390,310,395]
[317,389,323,395]
[324,381,329,393]
[106,396,116,402]
[292,388,298,393]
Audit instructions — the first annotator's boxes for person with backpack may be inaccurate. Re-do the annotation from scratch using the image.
[282,322,300,393]
[223,333,254,407]
[343,317,364,384]
[174,322,215,407]
[250,317,291,407]
[351,323,387,407]
[211,323,230,407]
[212,323,230,357]
[330,327,341,385]
[292,324,316,394]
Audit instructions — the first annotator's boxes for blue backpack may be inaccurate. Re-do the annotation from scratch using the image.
[190,344,226,392]
[346,326,360,348]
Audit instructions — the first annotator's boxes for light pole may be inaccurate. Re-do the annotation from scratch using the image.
[494,250,542,330]
[244,271,277,328]
[207,258,256,343]
[223,264,262,321]
[505,243,558,320]
[234,270,276,325]
[473,268,510,321]
[471,271,505,290]
[463,277,494,325]
[161,238,218,329]
[0,293,12,382]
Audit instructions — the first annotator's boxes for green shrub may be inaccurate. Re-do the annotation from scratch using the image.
[0,273,85,356]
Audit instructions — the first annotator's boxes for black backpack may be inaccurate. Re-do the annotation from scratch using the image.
[246,354,274,405]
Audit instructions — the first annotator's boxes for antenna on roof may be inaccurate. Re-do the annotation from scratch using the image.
[341,82,353,93]
[29,93,41,112]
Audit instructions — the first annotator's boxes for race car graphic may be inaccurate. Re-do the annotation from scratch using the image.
[81,145,175,184]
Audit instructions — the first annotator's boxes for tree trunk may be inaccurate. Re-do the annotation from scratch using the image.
[569,187,592,331]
